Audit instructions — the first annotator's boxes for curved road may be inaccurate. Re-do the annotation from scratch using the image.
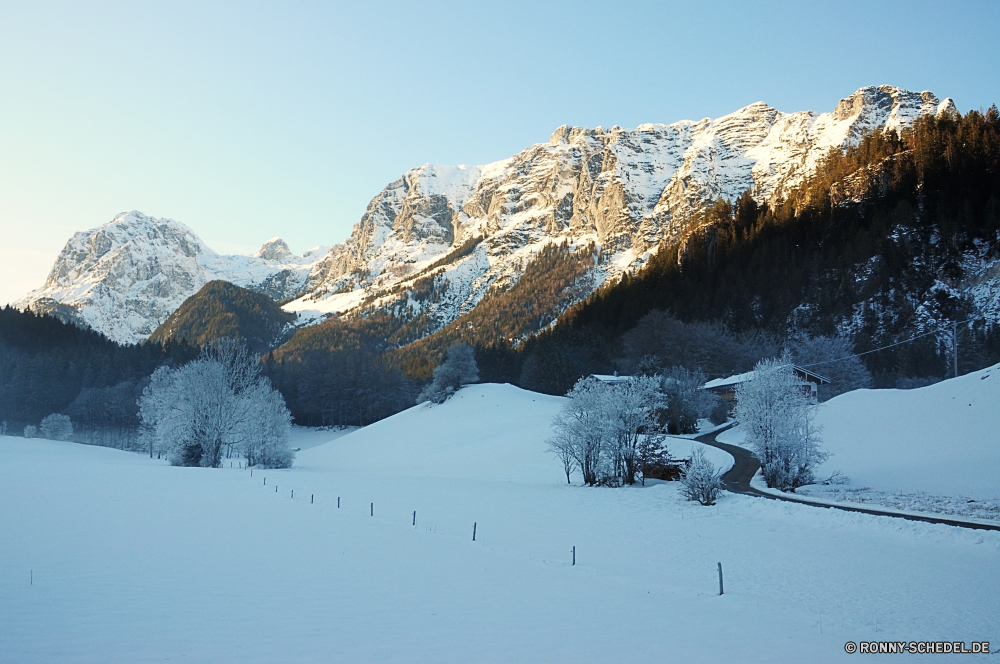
[696,423,1000,532]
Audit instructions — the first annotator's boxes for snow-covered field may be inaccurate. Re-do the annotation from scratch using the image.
[2,384,998,662]
[719,363,1000,519]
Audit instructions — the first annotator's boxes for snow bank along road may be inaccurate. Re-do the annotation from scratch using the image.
[2,384,998,662]
[699,425,1000,532]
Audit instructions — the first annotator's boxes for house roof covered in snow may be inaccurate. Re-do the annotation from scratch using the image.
[589,374,633,384]
[702,365,831,390]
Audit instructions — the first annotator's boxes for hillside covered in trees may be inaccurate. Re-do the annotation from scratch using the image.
[148,280,296,354]
[545,108,1000,388]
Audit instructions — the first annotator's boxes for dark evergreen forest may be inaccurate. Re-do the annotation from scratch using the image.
[0,306,198,442]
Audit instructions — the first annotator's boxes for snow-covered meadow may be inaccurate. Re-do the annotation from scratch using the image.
[2,384,998,662]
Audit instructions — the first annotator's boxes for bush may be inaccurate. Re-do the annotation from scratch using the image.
[681,447,723,505]
[24,425,38,438]
[39,414,73,440]
[709,399,730,425]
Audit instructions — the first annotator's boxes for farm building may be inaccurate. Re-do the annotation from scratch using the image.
[702,366,831,409]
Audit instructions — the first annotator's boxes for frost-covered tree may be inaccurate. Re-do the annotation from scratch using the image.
[734,354,827,491]
[138,340,294,468]
[601,375,664,485]
[659,366,719,434]
[681,447,723,505]
[0,421,7,436]
[39,413,73,441]
[547,378,607,485]
[24,424,37,438]
[788,334,872,400]
[237,381,294,468]
[418,343,479,404]
[547,375,664,486]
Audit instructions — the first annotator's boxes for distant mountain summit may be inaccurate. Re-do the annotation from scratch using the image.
[15,211,324,344]
[254,238,294,261]
[16,86,959,346]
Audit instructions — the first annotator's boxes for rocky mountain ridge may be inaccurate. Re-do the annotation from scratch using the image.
[284,85,956,338]
[17,86,958,346]
[16,211,326,344]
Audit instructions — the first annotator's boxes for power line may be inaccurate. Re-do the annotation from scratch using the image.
[794,315,983,371]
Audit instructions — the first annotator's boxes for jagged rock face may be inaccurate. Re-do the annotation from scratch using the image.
[16,211,323,344]
[289,86,956,337]
[17,86,960,346]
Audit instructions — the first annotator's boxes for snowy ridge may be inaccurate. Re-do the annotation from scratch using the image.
[15,211,325,344]
[286,86,957,333]
[16,86,959,343]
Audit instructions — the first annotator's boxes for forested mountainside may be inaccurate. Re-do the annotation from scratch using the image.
[16,86,951,351]
[283,86,954,346]
[148,281,296,354]
[548,108,1000,387]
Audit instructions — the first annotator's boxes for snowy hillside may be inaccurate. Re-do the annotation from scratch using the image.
[15,211,327,344]
[811,363,1000,499]
[2,382,997,662]
[718,363,1000,519]
[286,86,956,335]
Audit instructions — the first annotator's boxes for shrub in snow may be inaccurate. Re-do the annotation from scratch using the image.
[734,353,827,491]
[40,413,73,441]
[681,447,723,505]
[138,340,294,468]
[24,425,38,438]
[238,381,294,468]
[547,375,665,486]
[418,343,479,404]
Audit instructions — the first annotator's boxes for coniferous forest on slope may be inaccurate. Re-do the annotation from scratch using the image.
[3,107,1000,433]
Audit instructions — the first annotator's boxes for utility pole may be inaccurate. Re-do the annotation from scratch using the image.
[953,320,959,378]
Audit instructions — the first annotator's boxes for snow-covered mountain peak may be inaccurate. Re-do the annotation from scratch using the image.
[19,85,961,347]
[17,211,323,344]
[288,85,955,335]
[42,210,209,289]
[254,238,293,261]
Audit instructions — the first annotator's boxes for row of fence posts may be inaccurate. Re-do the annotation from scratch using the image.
[245,466,725,587]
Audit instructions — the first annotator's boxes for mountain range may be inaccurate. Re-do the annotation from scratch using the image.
[15,85,963,346]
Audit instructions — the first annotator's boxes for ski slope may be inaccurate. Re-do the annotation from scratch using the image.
[2,383,997,662]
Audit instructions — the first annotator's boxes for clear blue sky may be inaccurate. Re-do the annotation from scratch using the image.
[1,0,998,305]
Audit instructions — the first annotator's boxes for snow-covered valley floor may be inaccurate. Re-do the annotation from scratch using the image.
[2,384,998,662]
